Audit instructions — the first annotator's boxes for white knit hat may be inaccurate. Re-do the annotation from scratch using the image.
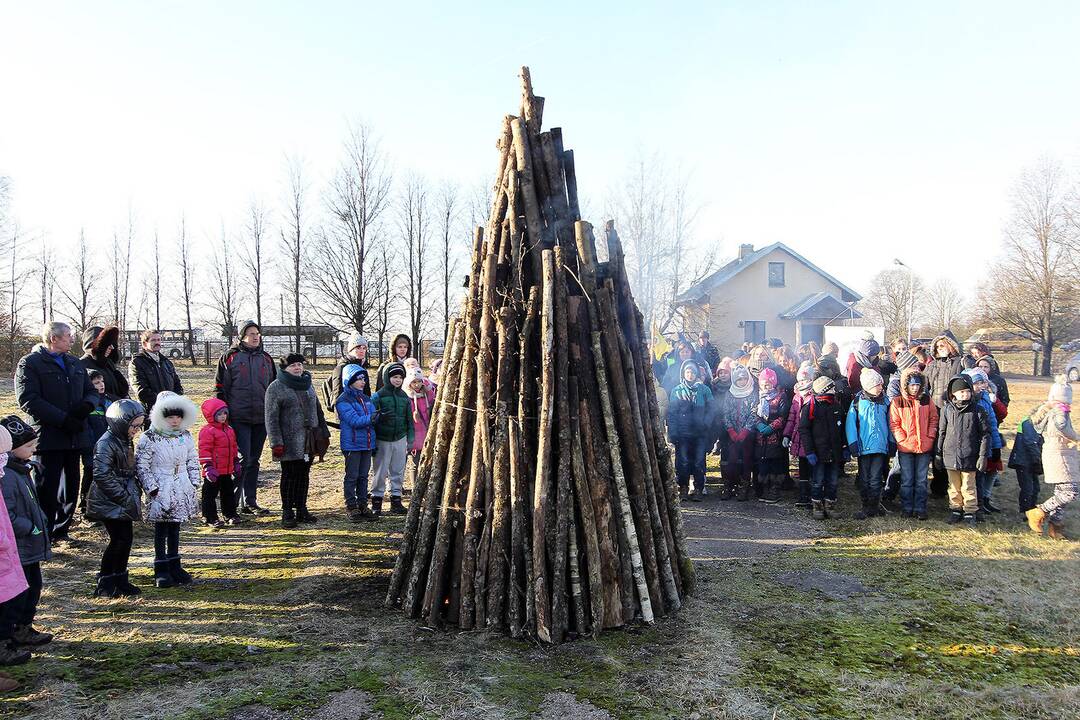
[1049,376,1073,405]
[860,367,883,390]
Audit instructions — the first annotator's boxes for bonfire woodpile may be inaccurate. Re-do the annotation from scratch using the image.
[384,67,694,642]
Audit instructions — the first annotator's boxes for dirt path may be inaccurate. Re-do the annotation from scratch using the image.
[680,491,821,562]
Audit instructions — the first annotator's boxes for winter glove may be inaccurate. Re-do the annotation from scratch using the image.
[991,448,1001,462]
[849,441,861,457]
[782,436,791,449]
[976,456,988,473]
[806,453,818,466]
[70,401,94,420]
[843,448,852,463]
[204,467,219,483]
[756,422,771,435]
[272,445,285,460]
[61,415,85,434]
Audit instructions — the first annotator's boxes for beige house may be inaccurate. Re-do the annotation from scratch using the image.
[674,243,862,351]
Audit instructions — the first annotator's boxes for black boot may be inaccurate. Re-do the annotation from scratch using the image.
[984,497,1001,513]
[854,503,877,520]
[0,641,30,667]
[169,556,193,585]
[154,560,175,589]
[114,571,142,597]
[947,508,964,525]
[390,496,407,515]
[281,508,298,528]
[371,497,383,518]
[794,481,812,508]
[298,508,318,523]
[93,573,118,598]
[962,512,977,527]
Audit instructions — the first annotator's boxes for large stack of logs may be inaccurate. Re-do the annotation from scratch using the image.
[385,67,694,642]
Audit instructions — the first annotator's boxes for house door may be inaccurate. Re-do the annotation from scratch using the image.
[743,321,766,345]
[801,323,824,346]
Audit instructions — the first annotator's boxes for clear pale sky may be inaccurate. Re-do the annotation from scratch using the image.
[2,1,1079,298]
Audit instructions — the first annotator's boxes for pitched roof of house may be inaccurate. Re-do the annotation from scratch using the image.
[674,242,863,305]
[779,291,863,321]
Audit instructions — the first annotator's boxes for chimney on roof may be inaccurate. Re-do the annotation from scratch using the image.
[738,243,754,260]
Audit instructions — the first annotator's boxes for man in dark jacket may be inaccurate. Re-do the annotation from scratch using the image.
[79,326,129,399]
[15,321,99,541]
[214,320,275,515]
[128,329,184,422]
[696,331,721,375]
[324,334,373,428]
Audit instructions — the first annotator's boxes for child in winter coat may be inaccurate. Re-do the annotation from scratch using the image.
[0,418,52,652]
[888,368,939,520]
[845,368,892,519]
[337,364,378,522]
[197,398,240,528]
[85,401,145,598]
[667,360,714,501]
[1008,415,1044,514]
[405,367,436,458]
[370,361,413,517]
[963,368,1005,518]
[754,368,790,504]
[1025,378,1078,539]
[0,425,32,670]
[136,391,200,588]
[783,362,816,508]
[799,376,847,519]
[719,364,757,501]
[79,368,114,515]
[935,375,990,527]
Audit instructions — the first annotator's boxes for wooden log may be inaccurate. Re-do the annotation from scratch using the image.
[562,149,580,223]
[531,249,557,643]
[567,503,586,636]
[386,317,461,608]
[507,417,526,638]
[568,380,603,636]
[520,66,544,136]
[485,304,518,630]
[549,245,573,643]
[516,287,540,635]
[539,132,572,247]
[574,220,654,624]
[510,118,545,285]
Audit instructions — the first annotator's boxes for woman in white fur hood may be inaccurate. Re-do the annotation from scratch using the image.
[136,391,201,588]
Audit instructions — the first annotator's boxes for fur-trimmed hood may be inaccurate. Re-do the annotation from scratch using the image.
[150,391,198,434]
[82,325,121,363]
[930,331,962,360]
[899,367,928,400]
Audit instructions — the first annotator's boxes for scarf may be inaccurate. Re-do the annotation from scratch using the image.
[672,380,706,406]
[277,368,312,391]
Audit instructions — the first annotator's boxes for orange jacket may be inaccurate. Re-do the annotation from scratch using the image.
[889,391,939,454]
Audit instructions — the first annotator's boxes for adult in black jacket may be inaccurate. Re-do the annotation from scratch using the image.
[79,326,129,399]
[128,329,184,422]
[924,331,967,496]
[214,320,275,514]
[324,334,373,429]
[15,322,99,541]
[697,331,721,375]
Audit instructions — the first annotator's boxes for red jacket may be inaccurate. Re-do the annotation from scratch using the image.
[198,397,238,476]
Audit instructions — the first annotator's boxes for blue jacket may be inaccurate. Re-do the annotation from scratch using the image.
[845,391,892,455]
[974,391,1003,453]
[667,377,714,442]
[336,365,378,453]
[1007,416,1044,473]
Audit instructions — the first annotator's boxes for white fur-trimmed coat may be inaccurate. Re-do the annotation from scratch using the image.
[136,391,201,522]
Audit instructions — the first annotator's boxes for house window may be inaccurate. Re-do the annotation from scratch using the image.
[743,321,766,344]
[768,262,785,287]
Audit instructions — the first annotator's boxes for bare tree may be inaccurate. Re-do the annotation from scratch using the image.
[979,157,1079,376]
[279,155,308,353]
[370,243,395,363]
[311,124,393,335]
[240,200,269,327]
[176,216,198,364]
[605,152,714,331]
[399,174,432,356]
[924,282,966,333]
[2,225,30,368]
[108,209,134,330]
[207,224,241,345]
[59,230,99,333]
[437,180,461,341]
[34,240,57,325]
[152,230,162,330]
[860,267,926,341]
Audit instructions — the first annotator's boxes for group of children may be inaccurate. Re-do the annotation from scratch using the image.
[663,334,1078,533]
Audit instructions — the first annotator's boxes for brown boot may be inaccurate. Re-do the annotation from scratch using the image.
[12,625,52,646]
[0,641,30,667]
[812,500,826,520]
[0,671,19,692]
[1048,522,1068,540]
[1025,506,1047,535]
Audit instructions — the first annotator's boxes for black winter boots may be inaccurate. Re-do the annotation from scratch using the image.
[390,497,407,515]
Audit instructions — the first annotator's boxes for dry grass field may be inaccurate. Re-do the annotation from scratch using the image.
[0,366,1076,719]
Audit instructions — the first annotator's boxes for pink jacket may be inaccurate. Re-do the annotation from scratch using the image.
[0,483,29,603]
[405,381,436,454]
[783,392,808,458]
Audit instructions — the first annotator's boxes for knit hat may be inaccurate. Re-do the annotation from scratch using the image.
[347,334,369,352]
[759,367,778,389]
[407,367,425,385]
[816,355,841,380]
[0,426,10,455]
[905,372,924,387]
[717,357,733,373]
[812,376,835,396]
[280,353,305,368]
[860,338,881,359]
[87,368,104,381]
[796,361,816,384]
[729,365,754,399]
[1049,376,1073,405]
[947,375,973,399]
[962,368,989,386]
[860,367,883,391]
[895,350,918,371]
[386,361,407,380]
[0,415,35,450]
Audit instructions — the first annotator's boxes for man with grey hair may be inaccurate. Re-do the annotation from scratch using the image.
[15,321,99,542]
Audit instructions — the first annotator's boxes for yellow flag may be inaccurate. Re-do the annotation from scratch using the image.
[651,323,672,361]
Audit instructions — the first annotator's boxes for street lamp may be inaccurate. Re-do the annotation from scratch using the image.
[893,258,914,344]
